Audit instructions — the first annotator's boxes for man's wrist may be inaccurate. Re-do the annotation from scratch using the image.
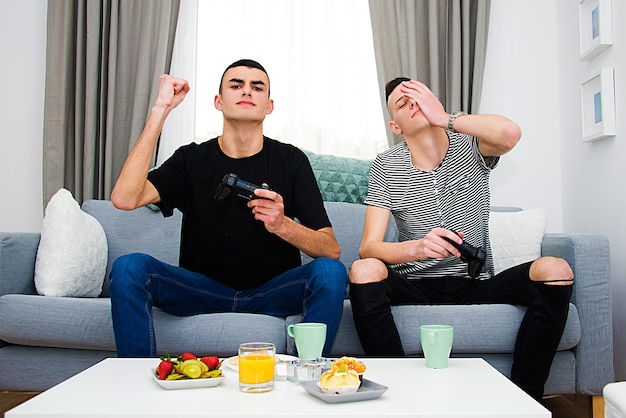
[149,103,172,124]
[448,111,467,132]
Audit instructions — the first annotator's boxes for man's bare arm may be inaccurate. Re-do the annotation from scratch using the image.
[249,188,341,259]
[359,206,462,263]
[111,75,189,210]
[399,80,522,159]
[276,221,341,259]
[449,113,522,158]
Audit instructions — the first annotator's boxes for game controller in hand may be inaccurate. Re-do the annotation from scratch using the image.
[214,173,270,201]
[443,230,487,278]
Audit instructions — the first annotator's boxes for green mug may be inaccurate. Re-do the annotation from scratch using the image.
[287,322,326,360]
[420,325,454,369]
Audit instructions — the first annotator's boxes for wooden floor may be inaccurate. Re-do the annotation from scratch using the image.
[540,394,599,418]
[0,391,599,417]
[1,392,38,417]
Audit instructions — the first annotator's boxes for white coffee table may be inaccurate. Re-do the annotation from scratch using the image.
[6,357,550,417]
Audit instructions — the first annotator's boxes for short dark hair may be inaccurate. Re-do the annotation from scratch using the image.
[385,77,411,102]
[219,59,270,94]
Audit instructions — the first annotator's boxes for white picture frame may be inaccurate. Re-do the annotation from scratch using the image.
[579,0,613,60]
[580,68,615,142]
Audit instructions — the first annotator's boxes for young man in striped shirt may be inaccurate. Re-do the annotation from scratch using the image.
[348,77,574,400]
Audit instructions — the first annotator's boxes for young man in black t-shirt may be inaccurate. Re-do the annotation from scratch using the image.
[109,59,347,357]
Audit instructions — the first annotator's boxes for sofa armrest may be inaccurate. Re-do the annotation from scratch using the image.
[0,233,39,297]
[541,233,614,395]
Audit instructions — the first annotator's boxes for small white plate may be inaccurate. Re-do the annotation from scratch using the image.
[151,370,225,390]
[223,354,298,372]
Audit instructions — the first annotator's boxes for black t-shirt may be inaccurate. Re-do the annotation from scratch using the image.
[147,137,331,290]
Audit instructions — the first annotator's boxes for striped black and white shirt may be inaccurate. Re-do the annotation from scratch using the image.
[365,132,498,280]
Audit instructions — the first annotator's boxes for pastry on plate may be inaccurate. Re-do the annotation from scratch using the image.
[317,357,366,394]
[333,356,366,375]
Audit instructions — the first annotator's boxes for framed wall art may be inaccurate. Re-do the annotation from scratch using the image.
[580,68,615,142]
[578,0,613,60]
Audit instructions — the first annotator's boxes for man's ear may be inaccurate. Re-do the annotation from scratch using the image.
[265,98,274,115]
[389,120,402,135]
[214,94,223,111]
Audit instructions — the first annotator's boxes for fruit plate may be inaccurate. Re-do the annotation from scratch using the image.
[151,370,225,390]
[300,378,388,403]
[223,354,298,372]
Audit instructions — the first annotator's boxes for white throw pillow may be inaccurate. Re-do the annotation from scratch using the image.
[489,208,546,275]
[35,188,108,297]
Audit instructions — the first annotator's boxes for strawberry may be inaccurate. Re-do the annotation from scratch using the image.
[157,360,174,380]
[200,356,220,370]
[180,352,197,361]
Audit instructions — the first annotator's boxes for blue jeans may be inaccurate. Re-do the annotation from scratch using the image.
[109,253,347,358]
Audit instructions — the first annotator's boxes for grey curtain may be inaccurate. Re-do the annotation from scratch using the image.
[368,0,491,145]
[43,0,180,205]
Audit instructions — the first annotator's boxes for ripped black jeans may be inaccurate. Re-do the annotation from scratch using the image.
[349,262,573,400]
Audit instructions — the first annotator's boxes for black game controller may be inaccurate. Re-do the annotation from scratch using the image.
[214,173,270,201]
[443,230,487,278]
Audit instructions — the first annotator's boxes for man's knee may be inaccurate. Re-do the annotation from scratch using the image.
[348,258,388,284]
[110,253,154,289]
[308,257,348,293]
[529,256,574,286]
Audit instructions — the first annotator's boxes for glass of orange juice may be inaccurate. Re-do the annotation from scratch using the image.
[238,342,276,393]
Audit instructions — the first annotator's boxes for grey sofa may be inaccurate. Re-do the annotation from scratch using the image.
[0,152,614,398]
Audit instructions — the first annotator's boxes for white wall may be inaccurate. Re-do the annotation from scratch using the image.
[1,0,624,381]
[483,0,625,382]
[555,0,626,381]
[481,1,564,232]
[0,1,46,232]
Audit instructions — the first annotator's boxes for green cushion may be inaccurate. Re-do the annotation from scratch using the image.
[302,149,372,204]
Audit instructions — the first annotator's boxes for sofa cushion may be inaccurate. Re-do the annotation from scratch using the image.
[0,233,40,297]
[81,201,182,296]
[390,303,579,355]
[489,207,546,275]
[303,202,397,269]
[303,149,372,204]
[151,310,287,356]
[287,300,580,357]
[0,294,286,356]
[0,295,114,350]
[34,188,107,297]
